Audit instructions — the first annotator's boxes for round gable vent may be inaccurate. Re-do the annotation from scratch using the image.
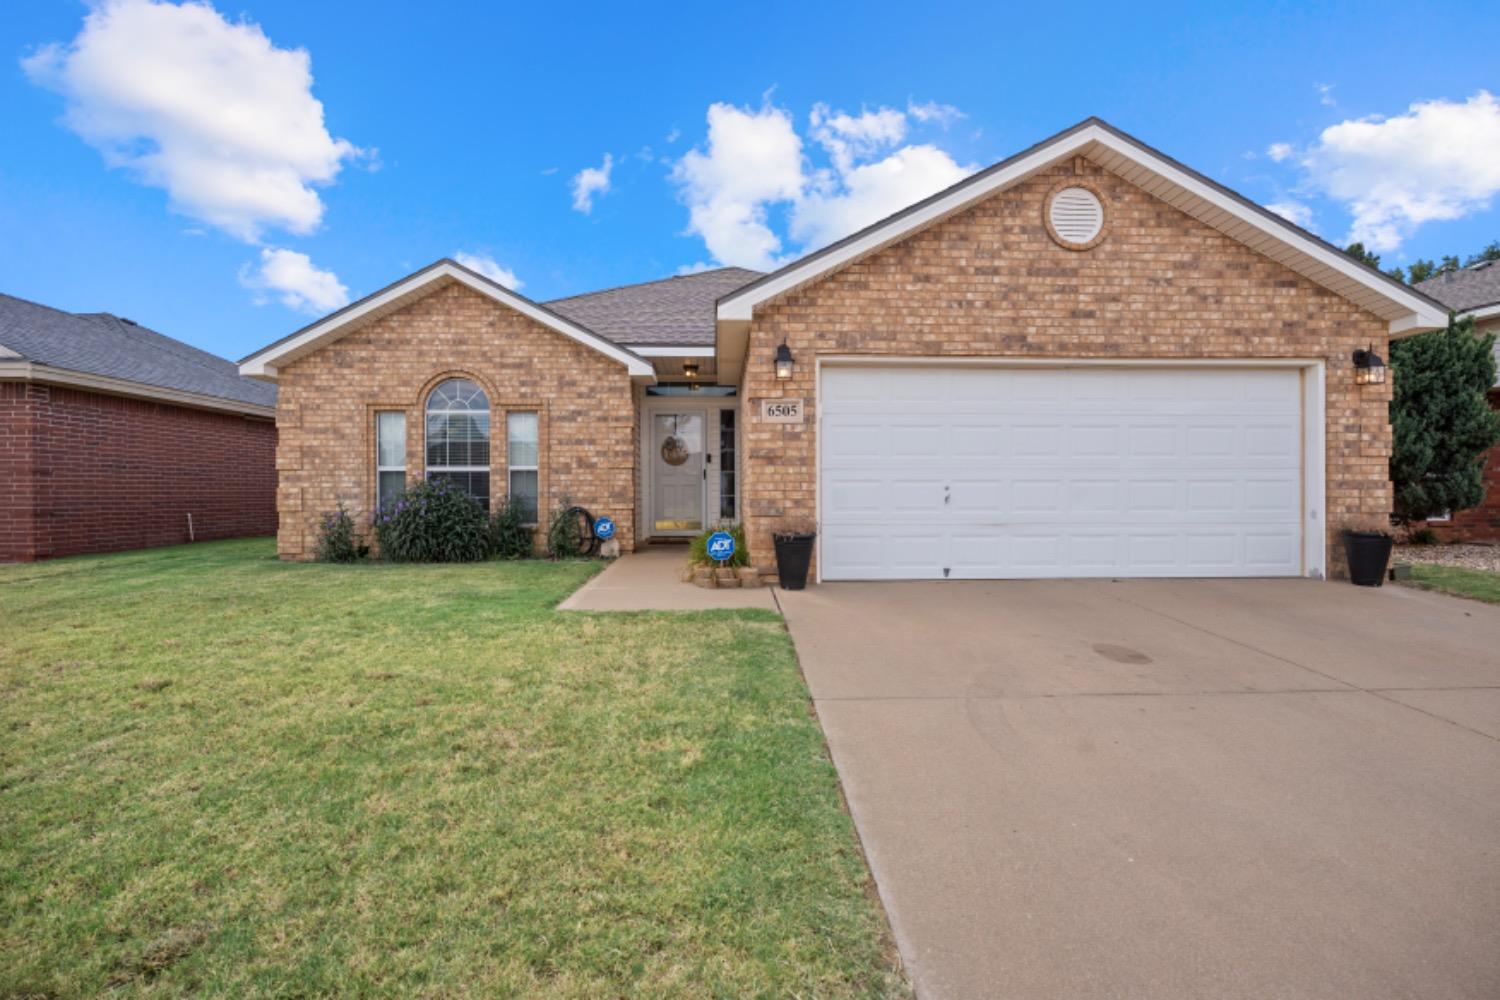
[1045,185,1106,250]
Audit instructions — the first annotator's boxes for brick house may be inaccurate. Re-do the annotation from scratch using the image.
[1,294,277,562]
[241,119,1450,579]
[1410,262,1500,542]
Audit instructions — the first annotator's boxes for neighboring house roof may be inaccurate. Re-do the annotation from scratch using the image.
[545,267,762,348]
[1417,262,1500,389]
[0,292,276,416]
[715,117,1451,383]
[240,258,656,381]
[1417,261,1500,318]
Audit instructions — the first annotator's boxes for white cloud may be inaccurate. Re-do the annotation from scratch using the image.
[1266,142,1293,162]
[22,0,362,242]
[1298,91,1500,250]
[570,153,613,214]
[1316,83,1336,107]
[1264,200,1316,230]
[670,99,972,269]
[907,99,964,127]
[239,248,349,314]
[671,102,806,270]
[454,251,523,290]
[809,103,908,171]
[792,144,971,250]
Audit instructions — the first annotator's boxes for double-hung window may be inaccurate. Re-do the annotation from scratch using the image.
[375,411,406,512]
[507,412,539,523]
[425,378,491,508]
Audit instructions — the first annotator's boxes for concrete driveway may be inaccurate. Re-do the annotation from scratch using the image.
[780,579,1500,1000]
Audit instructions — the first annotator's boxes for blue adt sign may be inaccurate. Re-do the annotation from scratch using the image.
[706,530,736,563]
[593,516,616,541]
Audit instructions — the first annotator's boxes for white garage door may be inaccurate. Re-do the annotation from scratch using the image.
[819,365,1306,580]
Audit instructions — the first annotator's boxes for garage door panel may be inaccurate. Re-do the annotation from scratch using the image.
[819,365,1305,580]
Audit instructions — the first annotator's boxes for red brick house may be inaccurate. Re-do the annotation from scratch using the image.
[1,294,277,562]
[241,119,1451,579]
[1412,263,1500,541]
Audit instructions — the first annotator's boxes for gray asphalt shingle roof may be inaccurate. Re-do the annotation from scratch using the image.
[0,293,276,410]
[1416,261,1500,314]
[545,267,763,346]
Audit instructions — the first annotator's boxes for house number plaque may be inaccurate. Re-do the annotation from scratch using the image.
[760,399,804,423]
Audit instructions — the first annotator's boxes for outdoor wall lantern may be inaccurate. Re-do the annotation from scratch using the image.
[774,341,796,380]
[681,360,700,379]
[1352,345,1386,385]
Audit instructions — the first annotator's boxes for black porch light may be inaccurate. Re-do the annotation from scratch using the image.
[681,359,700,379]
[774,341,796,380]
[1352,345,1386,385]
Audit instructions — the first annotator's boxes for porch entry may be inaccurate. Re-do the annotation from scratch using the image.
[652,411,705,533]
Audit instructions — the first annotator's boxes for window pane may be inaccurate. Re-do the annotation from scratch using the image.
[719,408,736,519]
[378,470,405,511]
[429,470,490,510]
[507,411,538,467]
[426,377,489,485]
[377,412,405,468]
[510,469,538,522]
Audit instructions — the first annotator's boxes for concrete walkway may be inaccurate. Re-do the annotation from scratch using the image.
[781,578,1500,1000]
[558,545,779,611]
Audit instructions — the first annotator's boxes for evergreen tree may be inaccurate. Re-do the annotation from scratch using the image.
[1390,314,1500,521]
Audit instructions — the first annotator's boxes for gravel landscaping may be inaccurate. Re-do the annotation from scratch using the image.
[1394,543,1500,573]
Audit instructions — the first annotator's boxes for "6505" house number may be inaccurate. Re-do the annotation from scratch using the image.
[760,399,805,423]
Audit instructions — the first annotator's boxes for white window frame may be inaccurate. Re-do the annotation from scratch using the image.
[507,411,540,526]
[375,411,406,512]
[425,379,492,509]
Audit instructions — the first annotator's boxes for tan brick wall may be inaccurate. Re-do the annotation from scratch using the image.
[274,280,637,560]
[739,158,1394,579]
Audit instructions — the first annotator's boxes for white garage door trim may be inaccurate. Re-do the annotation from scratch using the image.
[814,357,1327,583]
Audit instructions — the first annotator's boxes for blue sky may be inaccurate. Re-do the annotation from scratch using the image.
[3,0,1497,361]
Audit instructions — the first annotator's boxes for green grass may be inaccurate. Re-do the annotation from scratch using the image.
[0,539,906,998]
[1403,562,1500,605]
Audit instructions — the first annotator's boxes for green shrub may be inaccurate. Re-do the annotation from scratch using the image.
[1408,527,1439,546]
[313,504,368,563]
[373,478,491,562]
[489,495,534,559]
[545,501,588,559]
[688,522,748,567]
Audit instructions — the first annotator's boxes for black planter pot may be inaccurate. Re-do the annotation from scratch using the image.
[1343,531,1394,587]
[772,532,816,590]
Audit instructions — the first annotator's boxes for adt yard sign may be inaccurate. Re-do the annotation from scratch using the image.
[706,530,736,563]
[594,516,616,540]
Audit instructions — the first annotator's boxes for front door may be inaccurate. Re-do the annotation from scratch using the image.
[652,411,705,533]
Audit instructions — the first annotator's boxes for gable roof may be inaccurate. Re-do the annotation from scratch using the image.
[1417,261,1500,317]
[239,259,656,380]
[0,293,276,416]
[715,117,1451,381]
[546,267,761,347]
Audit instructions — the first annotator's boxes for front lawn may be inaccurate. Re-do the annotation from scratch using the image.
[1403,562,1500,605]
[0,539,906,998]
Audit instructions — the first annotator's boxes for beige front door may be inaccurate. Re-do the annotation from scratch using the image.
[652,411,705,533]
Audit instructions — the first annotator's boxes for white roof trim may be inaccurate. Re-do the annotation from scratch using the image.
[240,260,655,380]
[716,120,1449,338]
[0,361,276,418]
[626,345,715,357]
[1465,302,1500,321]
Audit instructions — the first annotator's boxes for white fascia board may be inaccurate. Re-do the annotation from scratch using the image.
[241,261,655,380]
[1464,302,1500,322]
[0,361,276,418]
[717,123,1447,337]
[626,345,716,357]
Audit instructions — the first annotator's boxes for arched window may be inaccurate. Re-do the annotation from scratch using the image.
[425,377,490,508]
